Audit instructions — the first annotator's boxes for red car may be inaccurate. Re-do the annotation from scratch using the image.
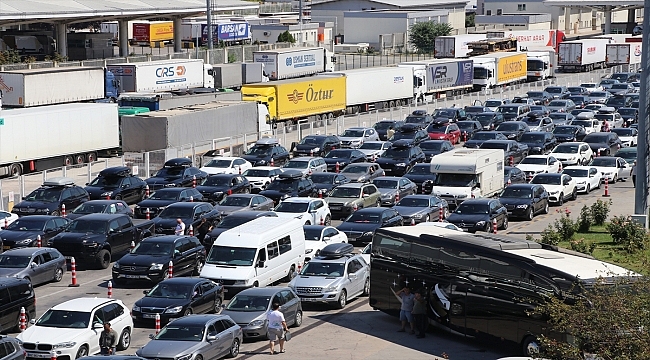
[427,123,461,144]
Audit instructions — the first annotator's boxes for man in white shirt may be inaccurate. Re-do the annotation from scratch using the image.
[266,302,289,355]
[174,218,185,236]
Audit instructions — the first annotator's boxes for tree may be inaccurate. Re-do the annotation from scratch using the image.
[0,50,21,65]
[466,13,476,28]
[409,22,453,53]
[277,31,296,43]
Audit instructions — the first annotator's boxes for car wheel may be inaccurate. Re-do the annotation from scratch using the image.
[214,297,223,314]
[543,202,549,214]
[336,290,347,309]
[522,335,541,357]
[51,210,60,216]
[483,222,491,233]
[324,215,331,226]
[283,265,296,282]
[362,277,370,296]
[375,199,381,207]
[227,339,240,358]
[527,208,534,221]
[117,328,131,350]
[75,346,88,359]
[614,174,619,182]
[293,310,303,327]
[54,267,64,282]
[571,188,578,200]
[243,187,250,194]
[444,208,449,219]
[193,258,205,275]
[558,193,564,206]
[95,249,111,270]
[586,184,590,193]
[183,308,192,316]
[500,217,509,230]
[114,194,122,200]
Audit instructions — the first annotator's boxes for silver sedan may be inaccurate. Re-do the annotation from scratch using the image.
[0,247,66,286]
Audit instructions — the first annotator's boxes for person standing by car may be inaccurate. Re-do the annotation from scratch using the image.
[267,302,289,355]
[196,217,212,242]
[631,160,637,187]
[174,218,185,236]
[396,287,415,334]
[412,289,427,338]
[99,322,118,355]
[387,126,395,140]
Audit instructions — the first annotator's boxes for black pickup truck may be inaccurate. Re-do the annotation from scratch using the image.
[48,214,154,269]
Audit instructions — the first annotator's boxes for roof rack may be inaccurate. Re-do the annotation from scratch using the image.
[164,158,192,167]
[99,166,131,178]
[411,110,427,116]
[317,243,354,259]
[391,139,413,148]
[278,169,304,179]
[43,177,75,187]
[256,137,280,146]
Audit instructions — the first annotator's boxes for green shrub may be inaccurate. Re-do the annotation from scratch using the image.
[606,215,649,253]
[540,224,561,246]
[569,238,596,255]
[590,199,612,226]
[577,205,592,233]
[554,216,577,241]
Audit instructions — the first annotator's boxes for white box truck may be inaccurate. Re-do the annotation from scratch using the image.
[0,103,119,176]
[399,59,474,103]
[253,47,335,80]
[472,52,527,90]
[526,48,556,81]
[558,39,611,72]
[606,42,642,66]
[106,59,214,93]
[434,34,486,58]
[428,148,505,208]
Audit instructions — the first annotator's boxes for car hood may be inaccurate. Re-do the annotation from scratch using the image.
[516,164,548,172]
[137,340,202,358]
[378,189,398,197]
[137,199,176,208]
[324,158,350,165]
[358,149,382,156]
[403,174,435,183]
[338,136,363,143]
[135,296,189,309]
[0,268,22,277]
[295,144,320,152]
[196,185,230,193]
[84,186,119,196]
[118,253,171,267]
[539,184,564,192]
[336,222,381,233]
[146,176,182,185]
[341,173,364,181]
[392,206,426,217]
[447,213,489,224]
[326,197,358,204]
[52,232,106,243]
[18,325,93,344]
[221,310,266,325]
[520,142,544,149]
[200,167,230,175]
[498,197,532,206]
[292,275,342,289]
[0,230,43,242]
[554,134,576,141]
[13,201,56,210]
[463,140,485,148]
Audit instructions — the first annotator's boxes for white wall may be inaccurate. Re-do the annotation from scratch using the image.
[345,16,407,44]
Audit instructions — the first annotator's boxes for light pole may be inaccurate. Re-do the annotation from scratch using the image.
[634,0,650,225]
[207,0,213,49]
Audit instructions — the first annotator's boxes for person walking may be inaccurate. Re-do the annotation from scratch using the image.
[196,217,212,242]
[396,287,416,334]
[267,302,289,355]
[631,160,637,187]
[174,218,186,236]
[99,322,119,356]
[412,289,427,338]
[386,126,395,140]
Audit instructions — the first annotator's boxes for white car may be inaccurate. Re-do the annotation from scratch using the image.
[200,156,252,175]
[611,128,638,147]
[594,109,623,129]
[584,103,606,112]
[303,225,348,261]
[18,298,133,359]
[551,142,593,166]
[530,173,577,205]
[338,127,380,148]
[516,155,562,181]
[579,83,603,93]
[0,210,19,228]
[484,98,510,112]
[242,166,283,192]
[358,141,391,160]
[570,118,601,134]
[274,197,332,225]
[589,156,630,182]
[563,166,602,193]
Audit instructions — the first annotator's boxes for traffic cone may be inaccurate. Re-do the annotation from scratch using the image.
[107,281,113,298]
[155,313,161,334]
[19,307,26,332]
[61,204,66,218]
[37,235,42,247]
[69,257,79,287]
[270,158,275,166]
[439,207,443,222]
[492,218,498,234]
[168,261,174,278]
[411,218,416,226]
[603,177,610,197]
[192,175,197,188]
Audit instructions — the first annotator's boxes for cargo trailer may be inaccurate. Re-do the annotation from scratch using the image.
[472,52,527,90]
[434,34,486,58]
[558,39,611,72]
[399,59,474,102]
[107,59,214,93]
[253,47,335,80]
[606,42,642,66]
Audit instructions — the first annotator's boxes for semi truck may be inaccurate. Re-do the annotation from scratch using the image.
[241,76,346,125]
[486,29,565,51]
[434,34,486,58]
[107,59,214,93]
[526,48,556,81]
[399,59,474,102]
[253,47,335,80]
[132,21,174,45]
[202,22,252,46]
[606,42,642,66]
[467,37,518,56]
[0,68,119,107]
[558,39,611,72]
[472,52,527,90]
[0,103,119,177]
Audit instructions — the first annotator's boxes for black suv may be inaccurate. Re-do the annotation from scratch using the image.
[473,112,505,131]
[446,198,508,233]
[292,135,340,157]
[259,170,316,204]
[12,177,89,217]
[544,85,571,99]
[389,124,429,145]
[323,149,366,172]
[518,132,557,155]
[195,174,251,203]
[480,140,529,165]
[404,110,433,129]
[242,138,290,166]
[145,158,208,190]
[583,132,623,156]
[0,278,35,332]
[431,108,467,123]
[84,166,147,204]
[152,202,221,236]
[375,140,426,176]
[374,120,405,141]
[134,188,203,219]
[526,91,552,105]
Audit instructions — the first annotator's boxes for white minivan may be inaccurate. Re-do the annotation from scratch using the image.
[200,217,306,290]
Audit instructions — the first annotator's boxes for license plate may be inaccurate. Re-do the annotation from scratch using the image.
[330,206,341,210]
[27,353,51,358]
[142,314,157,319]
[2,246,9,250]
[300,297,321,302]
[64,256,72,260]
[507,212,513,215]
[125,275,143,279]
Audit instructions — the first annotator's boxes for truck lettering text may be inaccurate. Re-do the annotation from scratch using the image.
[587,46,596,54]
[503,60,523,74]
[156,66,176,77]
[286,84,335,104]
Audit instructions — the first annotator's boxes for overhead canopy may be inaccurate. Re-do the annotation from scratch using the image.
[542,0,642,9]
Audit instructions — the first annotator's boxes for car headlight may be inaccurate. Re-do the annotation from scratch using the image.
[257,160,267,165]
[312,147,321,152]
[577,181,586,184]
[395,163,406,167]
[413,214,423,219]
[324,285,339,292]
[37,208,48,214]
[476,221,486,227]
[248,319,265,327]
[132,305,140,312]
[84,241,98,248]
[362,231,374,237]
[16,239,32,245]
[52,342,76,349]
[101,191,113,197]
[213,191,223,196]
[158,207,167,211]
[234,280,247,285]
[176,354,193,360]
[165,183,177,187]
[380,193,391,199]
[164,306,184,314]
[516,204,529,209]
[598,147,607,151]
[113,263,120,269]
[150,263,163,271]
[550,191,559,195]
[305,249,314,254]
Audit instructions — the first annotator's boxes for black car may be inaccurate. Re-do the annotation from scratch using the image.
[375,140,425,177]
[134,188,203,219]
[404,164,437,194]
[456,120,483,140]
[604,95,632,110]
[84,167,147,205]
[464,106,491,119]
[152,202,221,236]
[495,121,530,141]
[498,184,549,220]
[0,215,69,249]
[202,211,277,245]
[12,177,89,217]
[196,174,251,204]
[526,91,552,105]
[480,140,529,165]
[582,132,623,156]
[446,199,508,233]
[374,120,405,140]
[145,158,208,190]
[131,277,224,323]
[568,95,589,109]
[419,140,454,162]
[544,86,570,99]
[113,235,207,284]
[473,112,506,131]
[389,124,429,145]
[549,112,575,126]
[431,108,467,123]
[463,131,508,148]
[241,138,290,167]
[259,170,317,204]
[567,86,590,96]
[67,200,133,220]
[553,125,587,143]
[292,135,340,157]
[309,173,350,194]
[336,207,403,244]
[518,132,557,155]
[323,149,366,172]
[0,278,35,333]
[617,107,638,125]
[504,166,526,186]
[404,110,433,128]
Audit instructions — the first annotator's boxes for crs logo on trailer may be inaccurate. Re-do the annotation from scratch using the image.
[155,66,186,78]
[635,45,642,57]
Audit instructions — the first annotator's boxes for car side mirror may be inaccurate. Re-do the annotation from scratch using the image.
[207,334,218,342]
[85,183,89,186]
[323,236,331,242]
[174,250,181,257]
[148,334,155,340]
[349,273,357,280]
[30,262,38,269]
[29,319,36,325]
[257,260,265,268]
[93,322,103,329]
[362,193,369,198]
[309,209,317,213]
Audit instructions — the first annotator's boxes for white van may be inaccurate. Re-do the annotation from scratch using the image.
[200,217,306,290]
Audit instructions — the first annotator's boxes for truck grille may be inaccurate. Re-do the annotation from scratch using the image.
[296,287,322,294]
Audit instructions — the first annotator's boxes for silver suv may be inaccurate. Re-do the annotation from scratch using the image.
[0,335,25,360]
[288,243,369,309]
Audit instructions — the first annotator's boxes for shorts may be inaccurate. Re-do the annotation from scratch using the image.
[268,327,285,341]
[399,310,413,323]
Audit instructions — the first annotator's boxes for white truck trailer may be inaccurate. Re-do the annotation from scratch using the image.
[558,39,611,72]
[526,48,556,81]
[399,59,474,102]
[606,42,643,67]
[253,47,335,80]
[106,59,215,93]
[0,103,119,176]
[434,34,487,58]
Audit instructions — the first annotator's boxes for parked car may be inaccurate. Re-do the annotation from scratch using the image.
[282,156,327,175]
[0,211,18,228]
[594,108,624,129]
[498,104,530,121]
[607,83,634,96]
[553,125,587,143]
[446,199,508,233]
[199,157,252,175]
[617,107,639,126]
[84,167,146,204]
[464,105,491,119]
[546,99,576,113]
[391,194,449,224]
[152,202,220,236]
[526,91,552,105]
[570,117,601,134]
[0,215,69,249]
[292,135,340,157]
[404,164,437,194]
[259,170,317,204]
[241,138,290,167]
[515,155,562,181]
[145,158,208,190]
[375,140,425,177]
[338,127,380,148]
[12,177,89,217]
[404,111,433,128]
[563,166,602,193]
[495,121,529,141]
[579,82,603,92]
[611,128,638,147]
[589,156,630,182]
[431,108,467,123]
[456,120,483,140]
[336,208,402,244]
[372,177,417,206]
[0,247,66,285]
[323,149,366,172]
[274,197,332,225]
[195,174,251,204]
[310,173,350,195]
[522,113,554,133]
[358,141,392,160]
[326,183,381,219]
[518,132,557,155]
[339,163,385,183]
[530,173,577,205]
[214,194,274,216]
[134,188,203,219]
[582,132,623,156]
[202,211,277,246]
[426,122,461,143]
[615,146,637,164]
[549,112,575,126]
[504,166,526,186]
[551,142,594,166]
[463,131,508,148]
[498,184,549,220]
[241,167,283,193]
[67,200,133,220]
[389,124,429,145]
[480,140,529,165]
[419,140,455,162]
[544,86,571,99]
[484,98,511,111]
[567,95,589,109]
[567,86,590,96]
[588,91,612,104]
[302,225,348,261]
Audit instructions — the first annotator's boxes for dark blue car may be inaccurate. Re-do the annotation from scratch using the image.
[84,166,146,205]
[336,207,403,244]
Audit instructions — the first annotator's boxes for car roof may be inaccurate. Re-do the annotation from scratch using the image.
[72,213,127,221]
[2,247,55,256]
[347,127,372,131]
[168,314,229,326]
[336,183,365,189]
[373,176,402,182]
[9,215,59,221]
[222,211,277,218]
[234,286,291,297]
[165,202,202,209]
[98,166,132,177]
[503,184,537,190]
[208,156,239,161]
[281,197,318,203]
[291,156,320,161]
[458,199,492,205]
[152,187,190,193]
[226,194,257,199]
[81,200,125,205]
[344,163,374,169]
[53,297,118,311]
[353,207,388,214]
[142,235,187,243]
[401,194,437,200]
[156,277,208,286]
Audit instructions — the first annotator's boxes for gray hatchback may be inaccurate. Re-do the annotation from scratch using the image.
[0,248,66,286]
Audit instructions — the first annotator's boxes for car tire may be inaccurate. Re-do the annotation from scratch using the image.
[117,328,131,351]
[51,210,60,216]
[571,188,578,200]
[522,335,541,357]
[500,217,509,230]
[183,308,192,316]
[54,267,64,282]
[424,215,430,222]
[193,258,205,276]
[114,195,122,200]
[483,222,492,233]
[213,296,223,314]
[542,202,549,214]
[283,265,296,282]
[558,194,564,206]
[96,249,111,270]
[293,310,303,327]
[362,277,370,296]
[586,184,591,193]
[324,215,331,226]
[227,339,240,358]
[527,208,534,221]
[335,289,347,309]
[75,346,88,359]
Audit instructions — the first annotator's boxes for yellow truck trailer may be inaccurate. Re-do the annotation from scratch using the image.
[241,76,346,124]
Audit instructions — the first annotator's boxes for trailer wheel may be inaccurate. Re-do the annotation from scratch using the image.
[74,154,85,165]
[389,101,395,108]
[86,152,96,163]
[9,163,22,177]
[63,156,74,167]
[326,113,334,125]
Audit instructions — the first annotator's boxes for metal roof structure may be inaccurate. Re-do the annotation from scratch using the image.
[312,0,467,8]
[542,0,642,9]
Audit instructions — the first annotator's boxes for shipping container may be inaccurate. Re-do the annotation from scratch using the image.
[486,29,565,51]
[399,59,473,102]
[242,63,265,84]
[558,39,610,72]
[0,103,119,176]
[434,34,486,58]
[132,21,174,43]
[241,76,346,123]
[472,52,527,89]
[606,43,642,66]
[253,47,334,80]
[107,59,213,93]
[213,64,243,89]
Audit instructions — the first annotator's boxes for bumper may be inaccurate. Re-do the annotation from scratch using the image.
[505,207,530,218]
[328,206,354,219]
[343,233,373,244]
[132,310,182,323]
[380,198,396,206]
[548,194,562,203]
[240,324,270,339]
[296,292,340,304]
[576,183,588,192]
[26,348,75,360]
[382,167,408,176]
[401,215,425,224]
[112,270,164,283]
[557,159,580,166]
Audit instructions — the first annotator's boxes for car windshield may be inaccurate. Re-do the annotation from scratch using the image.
[382,148,409,159]
[616,149,636,161]
[301,262,345,277]
[299,137,324,145]
[583,134,610,143]
[455,203,489,214]
[554,127,577,135]
[610,84,629,90]
[485,100,503,107]
[497,123,520,131]
[520,134,545,143]
[146,283,193,299]
[373,180,398,189]
[310,174,336,184]
[204,159,232,168]
[374,122,394,130]
[24,188,60,202]
[549,113,568,120]
[217,216,255,229]
[88,176,121,188]
[0,255,30,268]
[66,220,107,234]
[569,97,585,104]
[520,157,548,165]
[360,142,384,150]
[36,310,91,329]
[553,144,580,153]
[395,198,429,207]
[391,132,416,141]
[571,120,593,128]
[148,190,181,200]
[303,228,323,241]
[498,106,518,114]
[465,107,485,113]
[219,196,251,207]
[457,122,476,131]
[158,207,194,219]
[283,160,308,169]
[523,117,542,125]
[432,109,455,118]
[563,169,588,178]
[225,295,271,312]
[618,108,636,116]
[472,115,496,126]
[594,114,613,122]
[405,115,427,124]
[206,246,257,266]
[481,142,508,150]
[325,150,352,159]
[567,87,583,93]
[154,167,184,177]
[344,212,381,223]
[500,188,533,198]
[340,129,364,137]
[528,92,545,97]
[591,158,617,167]
[154,325,204,342]
[202,176,231,186]
[274,202,309,213]
[433,173,476,186]
[245,146,272,156]
[611,128,634,136]
[546,87,563,94]
[5,218,46,231]
[132,241,173,256]
[590,92,609,97]
[531,175,562,185]
[242,169,270,177]
[419,142,443,151]
[341,165,369,174]
[427,125,448,133]
[407,165,432,175]
[72,203,108,214]
[266,180,298,191]
[330,187,360,198]
[581,84,596,88]
[548,101,566,107]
